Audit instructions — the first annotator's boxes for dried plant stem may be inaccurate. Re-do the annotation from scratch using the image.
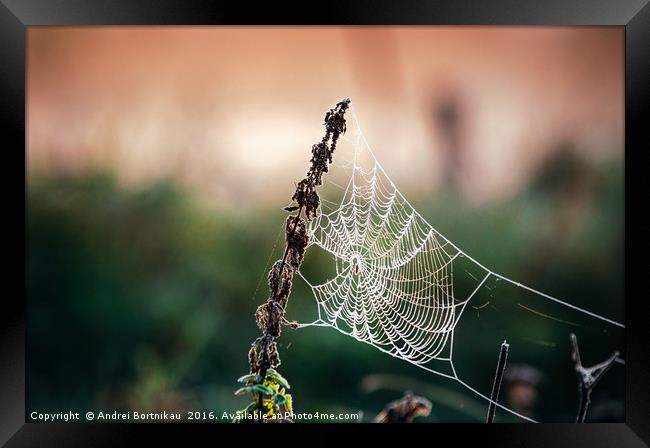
[486,340,509,423]
[247,98,350,392]
[570,333,619,423]
[576,384,591,424]
[274,205,304,297]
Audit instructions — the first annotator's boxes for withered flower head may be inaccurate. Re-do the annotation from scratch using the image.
[324,98,350,154]
[268,341,280,368]
[286,216,309,267]
[373,391,432,423]
[248,344,258,372]
[268,259,293,301]
[308,142,331,187]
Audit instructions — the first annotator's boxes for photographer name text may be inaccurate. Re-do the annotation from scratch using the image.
[29,410,360,422]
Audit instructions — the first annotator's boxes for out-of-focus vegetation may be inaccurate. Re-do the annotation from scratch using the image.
[27,149,624,422]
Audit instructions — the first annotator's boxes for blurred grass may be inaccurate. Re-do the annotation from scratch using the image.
[26,149,623,422]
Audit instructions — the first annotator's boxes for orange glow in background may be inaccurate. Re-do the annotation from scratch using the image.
[27,27,623,207]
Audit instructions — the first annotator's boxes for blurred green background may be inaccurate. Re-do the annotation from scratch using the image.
[27,149,623,422]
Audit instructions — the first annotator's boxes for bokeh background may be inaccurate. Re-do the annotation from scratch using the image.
[27,26,624,422]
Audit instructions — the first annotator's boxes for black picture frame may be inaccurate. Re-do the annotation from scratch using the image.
[2,0,648,446]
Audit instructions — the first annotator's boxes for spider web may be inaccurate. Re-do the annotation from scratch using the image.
[294,102,624,422]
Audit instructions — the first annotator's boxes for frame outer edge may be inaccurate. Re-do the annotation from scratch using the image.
[0,1,26,447]
[625,1,650,446]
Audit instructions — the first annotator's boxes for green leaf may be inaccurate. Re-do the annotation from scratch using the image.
[237,373,260,384]
[251,384,275,396]
[266,368,291,389]
[285,394,293,412]
[233,402,259,423]
[235,384,275,396]
[274,394,287,405]
[235,386,253,396]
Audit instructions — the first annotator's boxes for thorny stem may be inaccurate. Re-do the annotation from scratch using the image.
[570,333,619,423]
[486,340,509,423]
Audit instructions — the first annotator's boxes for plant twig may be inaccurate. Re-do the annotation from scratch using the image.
[486,340,509,423]
[570,333,619,423]
[237,99,350,422]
